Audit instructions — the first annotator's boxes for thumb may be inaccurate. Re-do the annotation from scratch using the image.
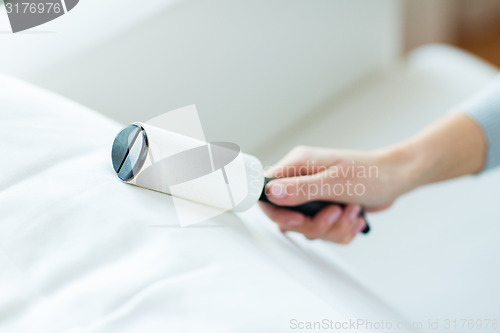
[265,169,363,206]
[264,146,332,178]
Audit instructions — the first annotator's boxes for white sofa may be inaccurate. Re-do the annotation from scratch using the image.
[2,44,499,332]
[2,0,500,331]
[0,73,402,332]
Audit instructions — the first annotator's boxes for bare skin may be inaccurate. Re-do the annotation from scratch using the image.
[260,113,487,244]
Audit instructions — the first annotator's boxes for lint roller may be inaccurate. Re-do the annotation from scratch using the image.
[110,105,369,232]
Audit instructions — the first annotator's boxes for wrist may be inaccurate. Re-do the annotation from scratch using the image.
[375,142,429,197]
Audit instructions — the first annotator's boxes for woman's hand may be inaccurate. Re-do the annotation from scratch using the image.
[259,113,488,244]
[259,145,414,244]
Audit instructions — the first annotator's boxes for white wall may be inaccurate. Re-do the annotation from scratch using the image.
[1,0,402,156]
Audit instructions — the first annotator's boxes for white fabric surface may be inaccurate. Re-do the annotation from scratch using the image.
[2,44,499,332]
[0,76,402,331]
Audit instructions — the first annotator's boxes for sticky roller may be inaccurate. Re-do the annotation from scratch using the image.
[110,105,369,232]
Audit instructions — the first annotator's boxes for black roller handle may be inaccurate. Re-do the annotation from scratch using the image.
[259,177,370,234]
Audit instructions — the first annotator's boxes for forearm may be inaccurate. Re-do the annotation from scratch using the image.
[383,73,500,195]
[384,113,487,195]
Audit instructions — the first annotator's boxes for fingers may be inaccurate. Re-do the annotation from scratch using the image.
[264,170,362,207]
[264,145,398,212]
[262,202,367,244]
[280,205,343,240]
[259,202,306,230]
[323,205,366,244]
[353,217,368,235]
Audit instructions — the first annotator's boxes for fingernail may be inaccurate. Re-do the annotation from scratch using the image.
[355,221,366,234]
[349,205,361,221]
[268,183,288,199]
[286,219,303,226]
[327,207,342,225]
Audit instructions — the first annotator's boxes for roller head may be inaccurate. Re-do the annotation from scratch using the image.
[111,124,149,181]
